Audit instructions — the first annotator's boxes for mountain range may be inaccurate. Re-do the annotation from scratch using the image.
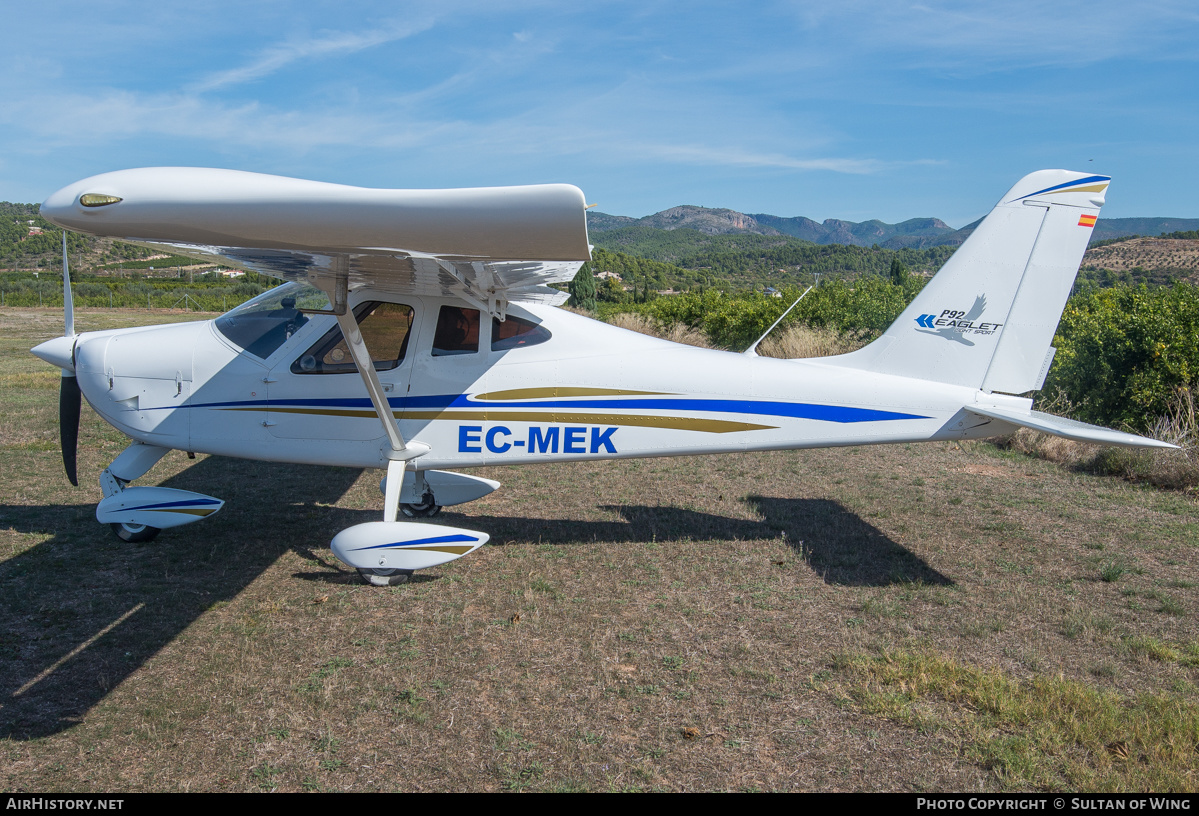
[587,206,1199,250]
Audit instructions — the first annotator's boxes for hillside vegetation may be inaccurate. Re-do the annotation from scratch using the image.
[0,202,193,272]
[590,206,1199,250]
[1078,237,1199,287]
[586,234,956,292]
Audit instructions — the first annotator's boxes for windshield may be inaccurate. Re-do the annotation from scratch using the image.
[214,282,331,359]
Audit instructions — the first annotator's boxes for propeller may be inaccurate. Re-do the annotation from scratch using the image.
[60,370,80,486]
[59,231,79,485]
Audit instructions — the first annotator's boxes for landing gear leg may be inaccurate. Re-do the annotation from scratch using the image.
[383,457,406,522]
[353,458,414,587]
[101,443,170,544]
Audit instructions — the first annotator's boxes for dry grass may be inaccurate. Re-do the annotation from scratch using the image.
[603,312,713,348]
[757,325,868,359]
[2,308,1198,792]
[601,313,867,359]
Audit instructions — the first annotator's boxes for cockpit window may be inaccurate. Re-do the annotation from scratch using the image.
[214,282,329,360]
[292,301,414,374]
[432,306,480,356]
[492,315,551,351]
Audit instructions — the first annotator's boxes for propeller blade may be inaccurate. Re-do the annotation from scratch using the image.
[62,231,74,338]
[60,374,80,486]
[59,230,80,486]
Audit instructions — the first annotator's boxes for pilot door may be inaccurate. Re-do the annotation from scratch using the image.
[266,300,419,440]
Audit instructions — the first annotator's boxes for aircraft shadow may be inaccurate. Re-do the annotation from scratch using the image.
[0,456,363,740]
[1,472,946,739]
[472,495,951,588]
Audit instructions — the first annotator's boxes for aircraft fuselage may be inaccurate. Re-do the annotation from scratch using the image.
[69,284,1021,474]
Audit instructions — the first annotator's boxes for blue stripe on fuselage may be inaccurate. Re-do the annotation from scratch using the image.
[175,394,926,423]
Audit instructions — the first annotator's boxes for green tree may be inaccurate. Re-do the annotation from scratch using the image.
[597,276,630,303]
[568,263,597,311]
[1046,282,1199,430]
[889,258,909,286]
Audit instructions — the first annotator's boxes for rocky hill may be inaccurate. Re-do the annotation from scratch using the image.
[750,214,957,248]
[589,208,1199,251]
[589,205,956,248]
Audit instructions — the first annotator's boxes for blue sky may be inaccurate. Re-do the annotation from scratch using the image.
[1,1,1196,226]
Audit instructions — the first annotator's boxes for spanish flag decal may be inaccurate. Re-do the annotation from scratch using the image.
[1078,214,1098,228]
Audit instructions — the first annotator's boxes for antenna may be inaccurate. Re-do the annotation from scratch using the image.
[743,286,812,357]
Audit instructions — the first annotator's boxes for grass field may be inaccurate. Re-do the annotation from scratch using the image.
[2,308,1197,792]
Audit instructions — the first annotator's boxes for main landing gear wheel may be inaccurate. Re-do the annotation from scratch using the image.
[357,568,414,587]
[400,494,442,518]
[110,522,161,543]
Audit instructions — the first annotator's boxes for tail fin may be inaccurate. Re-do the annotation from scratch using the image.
[829,170,1108,393]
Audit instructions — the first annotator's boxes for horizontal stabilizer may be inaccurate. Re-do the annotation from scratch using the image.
[967,405,1177,449]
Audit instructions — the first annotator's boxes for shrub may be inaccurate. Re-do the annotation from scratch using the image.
[1046,283,1199,431]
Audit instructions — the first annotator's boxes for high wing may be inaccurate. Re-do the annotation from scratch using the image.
[40,167,592,317]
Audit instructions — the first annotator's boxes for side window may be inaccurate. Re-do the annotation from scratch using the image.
[432,306,480,356]
[492,315,551,351]
[292,301,414,374]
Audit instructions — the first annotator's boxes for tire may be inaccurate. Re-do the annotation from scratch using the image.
[400,493,441,518]
[110,522,161,543]
[357,568,413,587]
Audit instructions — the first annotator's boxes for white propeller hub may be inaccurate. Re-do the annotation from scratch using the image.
[31,335,76,373]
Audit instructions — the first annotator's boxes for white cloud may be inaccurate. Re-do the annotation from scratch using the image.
[189,18,436,92]
[1,82,889,183]
[626,143,882,174]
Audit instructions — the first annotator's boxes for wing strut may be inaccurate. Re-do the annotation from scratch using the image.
[312,268,429,520]
[333,309,407,454]
[332,308,430,519]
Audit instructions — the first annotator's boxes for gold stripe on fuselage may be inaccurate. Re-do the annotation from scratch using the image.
[219,406,774,434]
[401,410,774,434]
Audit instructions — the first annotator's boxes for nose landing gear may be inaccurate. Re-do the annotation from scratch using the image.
[97,443,223,542]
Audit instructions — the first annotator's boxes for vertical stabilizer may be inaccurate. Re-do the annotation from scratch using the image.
[826,170,1108,392]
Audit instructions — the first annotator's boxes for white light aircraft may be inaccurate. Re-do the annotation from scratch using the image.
[31,168,1172,585]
